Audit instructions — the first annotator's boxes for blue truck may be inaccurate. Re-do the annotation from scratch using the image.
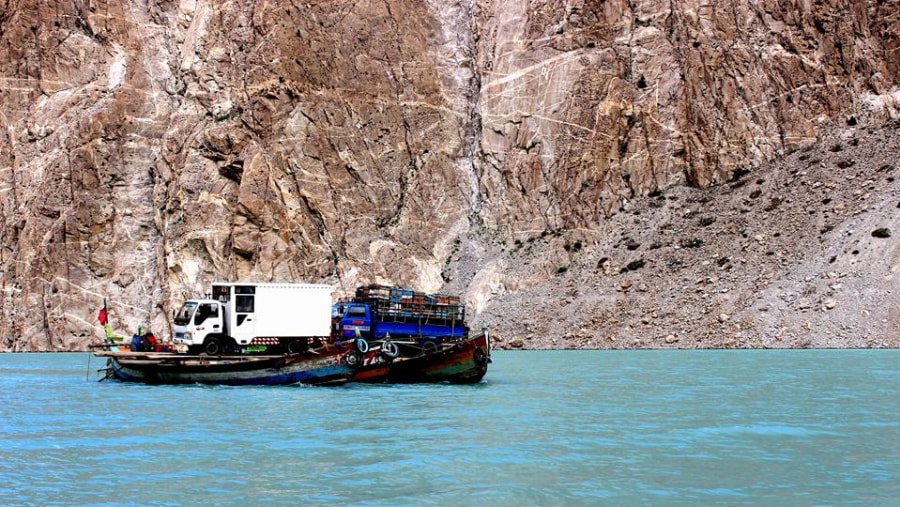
[334,285,467,348]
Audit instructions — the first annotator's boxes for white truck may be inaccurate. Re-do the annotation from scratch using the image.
[172,282,333,355]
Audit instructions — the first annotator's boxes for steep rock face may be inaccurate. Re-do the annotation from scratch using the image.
[473,0,899,231]
[477,120,900,349]
[0,0,897,350]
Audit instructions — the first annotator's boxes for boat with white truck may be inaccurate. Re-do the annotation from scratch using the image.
[94,282,490,386]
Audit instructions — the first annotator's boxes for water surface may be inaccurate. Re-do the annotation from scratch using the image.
[1,351,897,506]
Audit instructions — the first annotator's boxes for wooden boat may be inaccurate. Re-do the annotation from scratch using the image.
[350,331,491,384]
[90,295,489,386]
[95,348,355,386]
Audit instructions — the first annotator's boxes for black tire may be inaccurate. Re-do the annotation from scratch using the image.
[203,336,224,356]
[381,340,400,359]
[423,341,439,355]
[345,351,361,367]
[287,340,308,354]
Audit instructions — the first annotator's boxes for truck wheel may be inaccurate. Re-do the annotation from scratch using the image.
[203,336,224,356]
[287,340,308,354]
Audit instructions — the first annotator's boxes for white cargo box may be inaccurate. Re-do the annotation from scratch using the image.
[212,282,333,339]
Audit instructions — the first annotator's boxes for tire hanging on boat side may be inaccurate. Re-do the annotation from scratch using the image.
[474,347,487,366]
[381,340,400,359]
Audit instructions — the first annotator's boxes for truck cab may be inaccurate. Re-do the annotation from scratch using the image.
[173,299,226,354]
[337,303,372,340]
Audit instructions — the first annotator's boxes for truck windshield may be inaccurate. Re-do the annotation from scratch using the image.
[346,306,366,318]
[173,302,197,326]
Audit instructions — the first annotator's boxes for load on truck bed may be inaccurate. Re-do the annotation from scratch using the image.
[334,285,467,345]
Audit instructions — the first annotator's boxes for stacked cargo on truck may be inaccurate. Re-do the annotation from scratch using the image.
[336,285,467,347]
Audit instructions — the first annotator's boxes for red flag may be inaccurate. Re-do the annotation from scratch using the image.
[98,301,108,326]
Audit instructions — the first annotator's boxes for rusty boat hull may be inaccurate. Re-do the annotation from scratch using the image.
[351,332,491,384]
[96,349,354,386]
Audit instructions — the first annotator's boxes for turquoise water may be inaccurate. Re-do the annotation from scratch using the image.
[1,351,897,506]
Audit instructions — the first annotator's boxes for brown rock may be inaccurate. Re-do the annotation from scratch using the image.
[1,1,899,350]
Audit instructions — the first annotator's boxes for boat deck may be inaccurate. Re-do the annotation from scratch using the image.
[92,350,326,368]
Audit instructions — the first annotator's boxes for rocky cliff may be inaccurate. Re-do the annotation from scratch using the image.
[1,0,898,350]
